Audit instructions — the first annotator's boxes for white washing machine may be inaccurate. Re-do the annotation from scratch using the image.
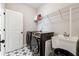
[51,35,78,55]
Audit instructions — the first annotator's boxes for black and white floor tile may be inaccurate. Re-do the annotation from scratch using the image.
[5,47,33,56]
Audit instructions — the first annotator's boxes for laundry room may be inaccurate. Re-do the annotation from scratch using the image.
[0,3,79,56]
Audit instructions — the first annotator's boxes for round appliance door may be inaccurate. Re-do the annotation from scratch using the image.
[30,36,40,55]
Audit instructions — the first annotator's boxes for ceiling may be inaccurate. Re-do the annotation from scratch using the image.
[26,3,45,9]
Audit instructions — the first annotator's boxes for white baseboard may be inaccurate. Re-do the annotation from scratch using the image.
[23,44,27,47]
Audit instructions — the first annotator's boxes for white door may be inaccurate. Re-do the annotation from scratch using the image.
[0,8,5,56]
[5,9,23,52]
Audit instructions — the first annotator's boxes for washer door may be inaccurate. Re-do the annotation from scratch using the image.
[30,36,40,54]
[54,48,74,56]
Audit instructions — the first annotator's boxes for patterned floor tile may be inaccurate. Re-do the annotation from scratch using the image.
[5,47,33,56]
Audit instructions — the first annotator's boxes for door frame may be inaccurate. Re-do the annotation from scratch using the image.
[0,8,6,56]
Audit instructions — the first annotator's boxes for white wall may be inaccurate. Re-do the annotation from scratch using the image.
[37,3,74,35]
[72,7,79,37]
[37,3,73,16]
[5,3,37,46]
[0,3,5,9]
[37,3,79,37]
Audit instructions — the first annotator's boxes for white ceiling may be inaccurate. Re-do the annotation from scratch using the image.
[26,3,45,9]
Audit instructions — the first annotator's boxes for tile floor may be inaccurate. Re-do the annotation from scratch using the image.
[5,47,33,56]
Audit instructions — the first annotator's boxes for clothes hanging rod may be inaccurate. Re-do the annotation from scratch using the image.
[47,5,79,18]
